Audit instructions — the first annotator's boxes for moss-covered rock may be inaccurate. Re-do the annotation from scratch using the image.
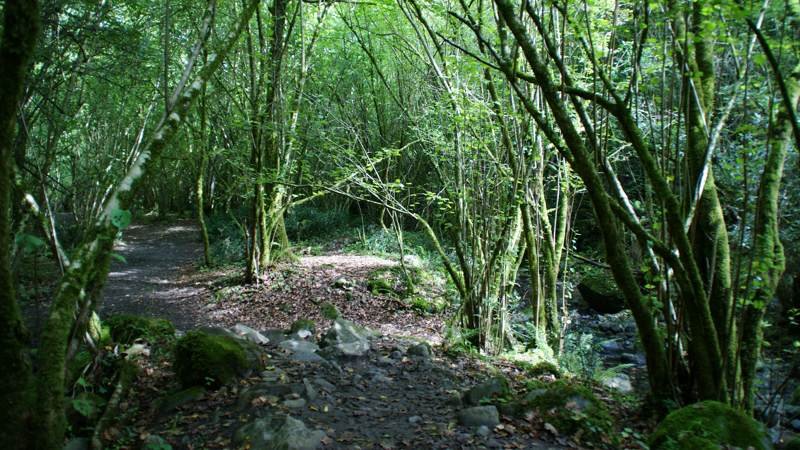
[410,295,447,314]
[520,380,615,447]
[577,269,625,314]
[526,361,561,378]
[106,314,175,344]
[649,401,771,450]
[321,302,341,320]
[174,330,262,388]
[463,376,511,406]
[368,277,394,295]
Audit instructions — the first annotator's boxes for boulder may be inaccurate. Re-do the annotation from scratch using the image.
[173,330,263,388]
[519,380,615,446]
[601,373,633,393]
[321,318,370,357]
[463,376,510,406]
[577,270,626,314]
[458,406,500,428]
[105,314,175,344]
[649,400,771,450]
[289,319,316,336]
[407,342,432,359]
[232,324,270,345]
[234,414,326,450]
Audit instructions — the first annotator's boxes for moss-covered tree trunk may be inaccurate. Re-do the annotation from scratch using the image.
[0,1,40,448]
[494,0,674,403]
[739,29,800,411]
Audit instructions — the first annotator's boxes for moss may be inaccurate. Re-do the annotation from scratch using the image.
[105,314,175,345]
[289,319,316,335]
[521,380,615,447]
[321,302,341,320]
[368,277,394,294]
[649,401,771,450]
[526,361,561,378]
[410,295,446,314]
[173,331,251,388]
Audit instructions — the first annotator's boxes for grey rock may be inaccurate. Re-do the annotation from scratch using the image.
[260,367,287,383]
[64,438,89,450]
[289,351,327,363]
[321,319,370,357]
[303,378,318,401]
[260,328,288,344]
[390,350,403,360]
[283,398,307,409]
[408,415,422,424]
[463,376,510,406]
[234,415,325,450]
[279,339,320,354]
[238,383,303,409]
[620,352,646,366]
[232,324,270,345]
[313,377,336,392]
[458,406,500,428]
[601,373,633,393]
[599,340,623,354]
[476,425,491,437]
[791,419,800,432]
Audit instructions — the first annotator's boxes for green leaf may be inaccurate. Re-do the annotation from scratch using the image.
[111,253,127,263]
[110,208,132,230]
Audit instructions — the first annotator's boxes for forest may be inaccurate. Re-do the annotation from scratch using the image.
[1,0,799,448]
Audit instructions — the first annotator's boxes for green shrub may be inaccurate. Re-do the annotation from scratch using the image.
[649,401,771,450]
[526,361,561,378]
[285,205,352,241]
[173,331,254,388]
[207,211,247,262]
[105,314,175,344]
[321,302,341,320]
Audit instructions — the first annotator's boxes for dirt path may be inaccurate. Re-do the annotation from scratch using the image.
[100,220,209,330]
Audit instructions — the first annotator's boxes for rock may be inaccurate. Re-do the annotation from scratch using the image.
[173,330,263,388]
[238,383,304,409]
[519,380,615,446]
[463,376,510,406]
[261,367,287,383]
[64,438,89,450]
[313,377,336,392]
[601,374,633,393]
[408,415,422,424]
[289,319,316,336]
[458,406,500,427]
[333,277,352,290]
[649,400,771,450]
[106,314,175,344]
[283,398,307,409]
[620,352,646,366]
[476,425,491,437]
[791,419,800,432]
[234,414,325,450]
[289,351,327,364]
[232,324,270,345]
[321,318,370,357]
[368,277,395,295]
[402,254,423,268]
[303,378,318,400]
[390,350,403,360]
[407,342,432,359]
[279,339,320,354]
[260,328,288,344]
[577,270,626,314]
[155,386,206,415]
[599,340,624,354]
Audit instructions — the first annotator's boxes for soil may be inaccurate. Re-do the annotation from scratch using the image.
[98,222,573,449]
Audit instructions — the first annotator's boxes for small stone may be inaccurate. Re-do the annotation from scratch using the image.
[791,419,800,431]
[280,339,320,354]
[303,378,318,401]
[408,415,422,424]
[313,377,336,392]
[476,425,490,437]
[457,406,500,427]
[283,398,307,409]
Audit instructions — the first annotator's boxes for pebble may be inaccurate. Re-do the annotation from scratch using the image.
[408,415,422,424]
[476,425,490,437]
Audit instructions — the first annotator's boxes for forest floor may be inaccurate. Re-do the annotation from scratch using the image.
[98,221,588,449]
